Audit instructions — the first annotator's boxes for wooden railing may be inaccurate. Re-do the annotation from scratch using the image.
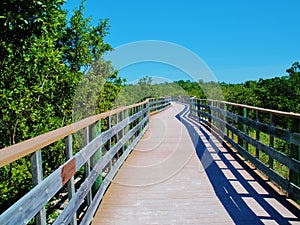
[180,97,300,202]
[0,97,171,225]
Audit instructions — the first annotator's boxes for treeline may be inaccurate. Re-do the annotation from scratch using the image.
[175,62,300,114]
[113,62,300,115]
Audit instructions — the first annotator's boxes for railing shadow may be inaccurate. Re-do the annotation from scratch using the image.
[175,104,300,225]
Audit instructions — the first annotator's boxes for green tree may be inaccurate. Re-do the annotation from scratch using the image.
[0,0,121,213]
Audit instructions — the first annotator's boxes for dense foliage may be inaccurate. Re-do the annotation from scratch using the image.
[114,76,187,106]
[0,0,123,213]
[175,62,300,114]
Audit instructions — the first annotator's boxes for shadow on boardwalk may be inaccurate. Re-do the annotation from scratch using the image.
[176,104,300,225]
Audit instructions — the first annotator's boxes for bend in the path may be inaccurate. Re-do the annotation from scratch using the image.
[92,102,300,225]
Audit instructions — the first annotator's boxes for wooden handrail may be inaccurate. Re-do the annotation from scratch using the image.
[180,97,300,202]
[0,97,171,225]
[0,99,149,168]
[199,98,300,119]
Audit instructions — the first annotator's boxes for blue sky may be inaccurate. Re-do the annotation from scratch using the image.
[64,0,300,84]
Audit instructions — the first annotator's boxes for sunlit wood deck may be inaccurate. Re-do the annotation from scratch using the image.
[92,103,300,224]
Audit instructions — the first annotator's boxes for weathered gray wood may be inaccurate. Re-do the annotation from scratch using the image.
[31,150,46,225]
[0,98,176,225]
[222,133,300,199]
[0,100,151,168]
[255,111,260,159]
[0,169,62,225]
[207,104,299,146]
[225,122,300,174]
[84,126,93,206]
[53,117,148,225]
[108,115,112,170]
[0,106,149,225]
[91,121,102,193]
[290,118,300,202]
[197,99,300,118]
[185,98,300,200]
[269,114,274,169]
[65,134,77,225]
[214,105,300,146]
[79,124,148,225]
[192,106,300,174]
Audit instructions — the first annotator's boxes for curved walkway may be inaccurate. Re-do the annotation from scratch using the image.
[92,102,300,225]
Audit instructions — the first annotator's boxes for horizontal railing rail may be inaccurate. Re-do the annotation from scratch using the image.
[179,97,300,202]
[0,97,171,225]
[149,97,171,113]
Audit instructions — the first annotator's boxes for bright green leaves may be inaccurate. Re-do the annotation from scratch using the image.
[0,0,119,213]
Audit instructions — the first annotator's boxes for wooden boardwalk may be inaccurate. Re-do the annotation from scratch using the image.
[92,103,300,225]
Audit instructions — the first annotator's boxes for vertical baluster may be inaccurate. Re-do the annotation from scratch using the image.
[255,111,260,159]
[31,150,46,225]
[230,105,236,142]
[65,135,77,225]
[208,100,212,131]
[226,104,230,138]
[109,115,112,170]
[91,121,102,192]
[115,113,120,160]
[196,99,200,122]
[219,102,226,135]
[238,107,246,148]
[244,108,248,151]
[121,110,125,154]
[269,114,274,169]
[290,118,300,203]
[84,126,92,206]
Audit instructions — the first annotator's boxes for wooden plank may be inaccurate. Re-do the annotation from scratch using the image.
[80,124,148,225]
[192,107,300,174]
[0,169,62,225]
[188,101,300,199]
[210,105,300,146]
[53,118,149,225]
[223,134,300,199]
[65,134,77,225]
[61,158,76,186]
[225,123,300,174]
[31,150,46,225]
[92,103,235,224]
[0,108,149,224]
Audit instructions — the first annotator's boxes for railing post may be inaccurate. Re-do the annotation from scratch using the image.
[84,126,92,206]
[196,99,201,122]
[109,115,112,170]
[31,150,46,225]
[238,107,247,148]
[189,98,192,118]
[229,105,234,140]
[269,114,274,169]
[219,102,226,135]
[208,100,212,131]
[244,108,248,151]
[121,110,125,154]
[290,118,300,202]
[91,120,102,193]
[255,111,260,159]
[65,135,77,225]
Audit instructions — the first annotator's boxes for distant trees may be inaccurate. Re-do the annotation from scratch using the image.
[175,62,300,114]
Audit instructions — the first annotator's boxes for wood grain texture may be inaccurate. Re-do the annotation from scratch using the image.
[92,103,234,225]
[92,102,300,224]
[0,100,150,167]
